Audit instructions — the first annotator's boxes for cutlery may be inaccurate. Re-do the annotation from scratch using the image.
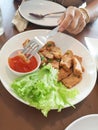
[22,26,59,59]
[29,11,64,19]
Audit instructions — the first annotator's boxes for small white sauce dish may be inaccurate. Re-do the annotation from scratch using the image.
[7,49,41,76]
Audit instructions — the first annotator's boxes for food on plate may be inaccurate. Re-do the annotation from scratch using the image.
[8,50,38,73]
[10,39,85,117]
[11,64,78,117]
[38,41,85,88]
[22,39,30,48]
[22,39,85,88]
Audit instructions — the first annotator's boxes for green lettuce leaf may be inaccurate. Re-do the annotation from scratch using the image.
[11,64,78,117]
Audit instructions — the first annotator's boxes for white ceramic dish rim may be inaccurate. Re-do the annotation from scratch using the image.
[65,114,98,130]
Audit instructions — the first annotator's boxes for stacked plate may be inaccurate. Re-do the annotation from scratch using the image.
[65,114,98,130]
[19,0,66,27]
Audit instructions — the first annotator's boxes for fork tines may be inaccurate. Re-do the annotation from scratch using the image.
[22,40,39,59]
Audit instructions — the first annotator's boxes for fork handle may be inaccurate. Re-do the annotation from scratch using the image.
[46,26,59,39]
[44,11,65,16]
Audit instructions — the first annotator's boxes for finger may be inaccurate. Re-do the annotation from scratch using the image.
[58,6,75,32]
[73,20,86,34]
[72,14,86,34]
[66,11,86,35]
[67,18,86,35]
[58,12,66,25]
[68,8,82,30]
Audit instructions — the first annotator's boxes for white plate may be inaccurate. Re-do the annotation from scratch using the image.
[19,0,65,27]
[65,114,98,130]
[85,37,98,70]
[0,30,97,107]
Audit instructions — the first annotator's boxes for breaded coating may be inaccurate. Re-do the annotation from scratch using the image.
[50,60,60,69]
[62,73,82,88]
[60,50,73,71]
[58,68,72,81]
[50,46,62,59]
[73,56,83,76]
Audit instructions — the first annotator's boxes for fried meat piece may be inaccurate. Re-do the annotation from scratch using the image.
[73,56,83,76]
[39,41,55,52]
[62,73,82,88]
[60,50,73,71]
[50,46,62,59]
[50,60,60,69]
[74,55,85,72]
[41,50,54,59]
[18,51,30,63]
[45,41,55,51]
[22,39,30,48]
[58,68,72,81]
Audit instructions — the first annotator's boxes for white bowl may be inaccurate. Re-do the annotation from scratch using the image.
[7,49,41,76]
[65,114,98,130]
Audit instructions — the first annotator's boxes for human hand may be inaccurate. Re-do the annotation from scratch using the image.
[58,6,88,35]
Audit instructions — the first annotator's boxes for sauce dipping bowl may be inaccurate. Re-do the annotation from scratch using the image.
[7,49,41,76]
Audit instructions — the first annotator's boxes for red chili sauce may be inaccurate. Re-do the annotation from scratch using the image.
[8,55,38,73]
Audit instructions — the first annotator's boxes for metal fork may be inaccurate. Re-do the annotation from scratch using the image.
[21,26,59,59]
